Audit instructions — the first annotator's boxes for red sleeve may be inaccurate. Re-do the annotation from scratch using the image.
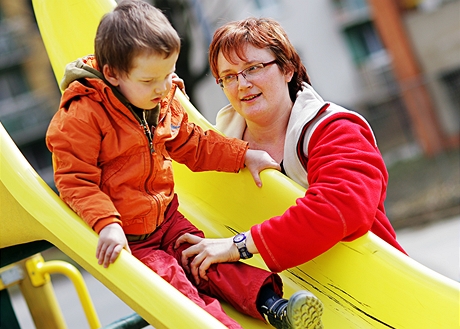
[251,114,389,272]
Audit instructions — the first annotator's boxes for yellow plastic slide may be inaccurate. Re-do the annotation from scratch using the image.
[1,0,456,327]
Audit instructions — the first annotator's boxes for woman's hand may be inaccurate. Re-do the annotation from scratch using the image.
[245,149,281,187]
[96,223,131,268]
[175,234,240,285]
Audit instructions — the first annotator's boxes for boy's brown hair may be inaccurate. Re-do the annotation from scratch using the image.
[95,0,181,76]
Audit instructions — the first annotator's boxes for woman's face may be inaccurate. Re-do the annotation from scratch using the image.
[217,45,293,125]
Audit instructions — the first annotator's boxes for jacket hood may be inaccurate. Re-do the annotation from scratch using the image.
[60,55,103,91]
[59,55,179,123]
[59,55,133,111]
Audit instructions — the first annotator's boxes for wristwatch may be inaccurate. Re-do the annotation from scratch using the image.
[233,233,253,259]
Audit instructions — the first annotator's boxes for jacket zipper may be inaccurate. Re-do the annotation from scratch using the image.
[141,110,154,154]
[140,109,161,228]
[127,106,161,227]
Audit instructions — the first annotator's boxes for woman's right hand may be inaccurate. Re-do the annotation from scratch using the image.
[244,149,281,187]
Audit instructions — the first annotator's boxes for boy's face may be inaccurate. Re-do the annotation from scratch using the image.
[104,51,179,110]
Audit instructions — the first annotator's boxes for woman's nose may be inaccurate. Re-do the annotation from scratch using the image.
[237,74,252,89]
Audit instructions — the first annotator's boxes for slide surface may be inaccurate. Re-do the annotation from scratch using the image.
[1,0,457,328]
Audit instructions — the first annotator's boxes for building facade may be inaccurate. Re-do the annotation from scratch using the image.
[192,0,459,162]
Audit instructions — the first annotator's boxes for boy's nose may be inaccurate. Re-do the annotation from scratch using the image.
[155,79,171,94]
[155,84,167,95]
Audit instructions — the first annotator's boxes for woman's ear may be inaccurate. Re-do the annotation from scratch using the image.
[102,64,119,86]
[285,66,295,83]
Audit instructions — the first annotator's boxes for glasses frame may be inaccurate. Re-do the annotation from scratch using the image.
[216,60,278,89]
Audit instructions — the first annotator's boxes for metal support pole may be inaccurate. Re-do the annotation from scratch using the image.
[17,255,67,329]
[25,254,101,329]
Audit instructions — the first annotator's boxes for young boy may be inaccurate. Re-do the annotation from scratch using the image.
[46,1,320,328]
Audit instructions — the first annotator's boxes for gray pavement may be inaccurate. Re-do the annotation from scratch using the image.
[396,215,459,282]
[7,215,460,328]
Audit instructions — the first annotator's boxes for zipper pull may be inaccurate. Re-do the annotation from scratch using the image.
[142,111,154,154]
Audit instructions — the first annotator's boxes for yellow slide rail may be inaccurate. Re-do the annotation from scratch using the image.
[0,253,100,329]
[1,254,67,329]
[0,0,456,328]
[0,119,228,329]
[25,254,101,329]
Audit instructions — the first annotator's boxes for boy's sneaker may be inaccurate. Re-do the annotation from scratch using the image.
[262,290,324,329]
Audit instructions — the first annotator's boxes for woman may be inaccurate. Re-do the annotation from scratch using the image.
[177,16,406,286]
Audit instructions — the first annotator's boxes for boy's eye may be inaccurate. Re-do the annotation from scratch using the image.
[140,78,155,83]
[142,73,173,84]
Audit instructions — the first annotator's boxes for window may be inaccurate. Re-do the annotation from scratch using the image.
[440,67,460,119]
[332,0,368,12]
[343,20,385,65]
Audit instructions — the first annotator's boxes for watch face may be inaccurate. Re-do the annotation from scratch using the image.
[234,233,245,243]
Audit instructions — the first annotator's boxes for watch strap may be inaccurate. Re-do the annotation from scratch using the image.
[233,233,253,259]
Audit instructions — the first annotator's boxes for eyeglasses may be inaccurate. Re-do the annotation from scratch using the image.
[216,60,278,89]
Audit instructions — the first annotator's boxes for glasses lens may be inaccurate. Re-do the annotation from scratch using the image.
[218,62,274,88]
[244,64,264,78]
[222,75,236,88]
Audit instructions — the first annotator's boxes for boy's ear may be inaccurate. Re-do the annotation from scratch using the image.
[102,64,119,86]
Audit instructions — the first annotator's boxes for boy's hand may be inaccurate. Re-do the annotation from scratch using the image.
[96,223,131,268]
[244,149,280,187]
[172,73,189,99]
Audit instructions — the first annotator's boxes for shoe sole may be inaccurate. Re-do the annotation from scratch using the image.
[287,290,324,329]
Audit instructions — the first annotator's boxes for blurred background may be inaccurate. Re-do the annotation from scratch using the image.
[0,0,458,228]
[0,0,459,327]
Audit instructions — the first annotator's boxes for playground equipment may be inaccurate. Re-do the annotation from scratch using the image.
[0,0,458,327]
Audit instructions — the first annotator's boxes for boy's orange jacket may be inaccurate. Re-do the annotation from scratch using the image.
[46,56,248,235]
